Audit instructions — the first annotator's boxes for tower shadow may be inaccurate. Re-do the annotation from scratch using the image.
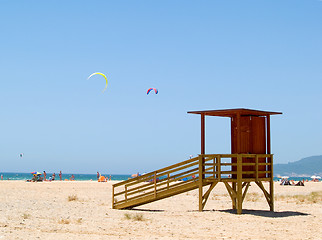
[218,209,309,218]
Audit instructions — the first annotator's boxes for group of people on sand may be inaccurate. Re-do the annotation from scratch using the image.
[280,178,305,186]
[311,178,320,182]
[42,171,63,181]
[28,171,67,182]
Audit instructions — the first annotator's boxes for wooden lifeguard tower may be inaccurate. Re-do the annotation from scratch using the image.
[112,108,282,214]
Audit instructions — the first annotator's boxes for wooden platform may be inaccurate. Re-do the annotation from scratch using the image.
[112,154,274,214]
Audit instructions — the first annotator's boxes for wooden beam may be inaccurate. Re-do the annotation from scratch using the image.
[255,181,271,208]
[242,182,251,203]
[224,182,236,209]
[224,182,237,199]
[202,182,218,209]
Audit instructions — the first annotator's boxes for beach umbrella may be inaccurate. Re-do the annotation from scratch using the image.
[311,175,317,179]
[31,171,41,175]
[281,176,289,179]
[315,176,321,179]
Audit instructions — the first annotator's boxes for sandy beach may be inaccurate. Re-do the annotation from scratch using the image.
[0,180,321,240]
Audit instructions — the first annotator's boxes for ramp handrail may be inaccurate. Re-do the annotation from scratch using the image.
[113,156,201,208]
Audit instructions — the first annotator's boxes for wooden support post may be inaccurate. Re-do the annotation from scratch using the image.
[198,155,204,212]
[199,113,205,211]
[266,115,271,155]
[201,114,205,155]
[233,113,241,211]
[237,155,242,214]
[270,155,274,211]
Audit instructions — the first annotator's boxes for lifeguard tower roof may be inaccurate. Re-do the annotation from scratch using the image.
[187,108,282,117]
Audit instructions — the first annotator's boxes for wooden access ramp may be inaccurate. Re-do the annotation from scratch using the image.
[112,156,209,209]
[112,154,274,214]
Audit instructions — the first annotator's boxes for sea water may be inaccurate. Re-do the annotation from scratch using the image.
[0,172,131,181]
[0,172,315,182]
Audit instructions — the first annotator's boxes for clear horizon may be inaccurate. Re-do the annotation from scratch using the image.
[1,0,321,174]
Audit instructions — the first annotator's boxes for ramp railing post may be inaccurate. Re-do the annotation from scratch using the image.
[218,156,221,182]
[167,173,170,190]
[154,171,157,198]
[125,185,127,201]
[112,184,115,209]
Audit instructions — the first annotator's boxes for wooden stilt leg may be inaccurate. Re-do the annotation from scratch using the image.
[199,185,203,211]
[270,155,274,211]
[224,182,237,209]
[237,155,242,214]
[198,155,203,212]
[232,182,237,209]
[269,179,274,211]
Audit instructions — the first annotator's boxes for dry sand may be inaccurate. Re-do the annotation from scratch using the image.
[0,180,321,240]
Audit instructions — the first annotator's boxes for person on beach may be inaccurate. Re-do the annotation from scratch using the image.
[70,174,75,181]
[97,172,100,180]
[1,174,3,180]
[52,173,56,181]
[43,171,46,181]
[59,171,62,181]
[32,174,37,182]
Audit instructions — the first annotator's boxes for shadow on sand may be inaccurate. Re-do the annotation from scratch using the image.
[128,208,164,212]
[217,209,310,218]
[129,208,308,217]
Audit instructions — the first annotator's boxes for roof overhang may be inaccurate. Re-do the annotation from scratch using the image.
[187,108,282,118]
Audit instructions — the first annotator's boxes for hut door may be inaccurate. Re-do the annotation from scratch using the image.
[231,116,266,154]
[231,116,266,178]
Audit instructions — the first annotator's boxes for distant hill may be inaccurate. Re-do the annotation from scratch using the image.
[274,155,322,177]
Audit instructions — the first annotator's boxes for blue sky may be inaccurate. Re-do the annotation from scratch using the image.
[1,0,321,174]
